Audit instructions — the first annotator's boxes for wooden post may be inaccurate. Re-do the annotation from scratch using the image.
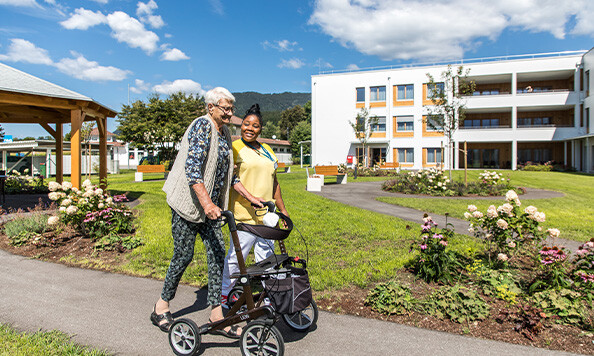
[70,109,83,188]
[56,124,63,183]
[97,117,107,189]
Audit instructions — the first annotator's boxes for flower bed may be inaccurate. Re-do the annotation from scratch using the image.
[365,191,594,338]
[382,168,517,197]
[3,170,48,194]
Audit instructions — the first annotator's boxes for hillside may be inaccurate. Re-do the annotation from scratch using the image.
[232,91,310,116]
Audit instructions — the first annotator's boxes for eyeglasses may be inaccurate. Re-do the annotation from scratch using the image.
[214,104,236,114]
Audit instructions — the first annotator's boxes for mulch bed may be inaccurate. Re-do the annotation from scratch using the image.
[315,271,594,355]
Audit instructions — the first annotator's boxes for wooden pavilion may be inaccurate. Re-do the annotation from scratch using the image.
[0,62,117,188]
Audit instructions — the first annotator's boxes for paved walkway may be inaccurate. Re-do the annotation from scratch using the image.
[0,249,582,356]
[314,181,581,252]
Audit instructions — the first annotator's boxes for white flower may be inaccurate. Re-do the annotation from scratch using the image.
[468,227,475,233]
[82,179,93,188]
[497,219,508,230]
[66,205,78,215]
[61,181,73,190]
[48,192,60,201]
[60,199,72,206]
[498,203,513,215]
[464,212,472,219]
[505,190,518,202]
[472,211,483,218]
[547,228,560,238]
[105,197,113,205]
[524,206,538,216]
[487,206,498,218]
[48,181,61,192]
[467,205,477,212]
[83,191,93,198]
[497,253,508,261]
[72,187,79,193]
[94,188,103,196]
[47,216,60,225]
[508,241,516,248]
[59,206,66,212]
[538,226,543,232]
[533,212,546,223]
[98,203,104,209]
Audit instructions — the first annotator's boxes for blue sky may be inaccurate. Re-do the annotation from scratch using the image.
[0,0,593,138]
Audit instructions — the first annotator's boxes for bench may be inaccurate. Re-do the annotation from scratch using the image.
[306,165,347,189]
[136,164,166,181]
[379,162,400,171]
[276,162,290,173]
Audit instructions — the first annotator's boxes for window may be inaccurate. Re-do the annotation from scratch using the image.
[586,70,590,95]
[426,115,443,132]
[426,148,442,163]
[397,84,414,100]
[396,116,414,131]
[398,148,414,163]
[356,87,365,102]
[370,86,386,102]
[371,117,386,132]
[517,117,552,127]
[587,108,590,130]
[426,83,444,99]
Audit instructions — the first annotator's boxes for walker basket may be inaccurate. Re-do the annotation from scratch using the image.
[236,212,293,241]
[263,266,312,314]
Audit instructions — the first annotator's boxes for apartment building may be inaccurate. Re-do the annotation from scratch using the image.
[311,49,594,172]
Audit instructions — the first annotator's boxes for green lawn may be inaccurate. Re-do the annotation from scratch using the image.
[376,170,594,242]
[100,168,481,292]
[0,324,109,356]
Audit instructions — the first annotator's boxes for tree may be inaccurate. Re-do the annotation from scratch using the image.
[425,65,475,179]
[64,132,72,141]
[261,121,280,139]
[117,92,206,162]
[349,108,378,167]
[303,100,311,123]
[0,125,4,141]
[289,121,311,161]
[278,105,305,140]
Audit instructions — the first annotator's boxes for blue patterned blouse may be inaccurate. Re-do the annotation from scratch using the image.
[185,117,230,204]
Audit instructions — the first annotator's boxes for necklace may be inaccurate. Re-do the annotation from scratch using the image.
[241,138,275,163]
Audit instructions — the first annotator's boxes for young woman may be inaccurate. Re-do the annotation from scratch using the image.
[221,104,289,303]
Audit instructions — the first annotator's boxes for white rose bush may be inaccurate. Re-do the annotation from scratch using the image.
[46,179,139,250]
[5,170,48,194]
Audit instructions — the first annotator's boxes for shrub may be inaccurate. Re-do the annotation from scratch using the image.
[424,284,490,323]
[498,304,548,340]
[3,211,49,238]
[529,245,572,292]
[4,170,48,194]
[409,215,460,284]
[466,260,521,304]
[531,289,592,328]
[519,162,553,171]
[365,281,418,315]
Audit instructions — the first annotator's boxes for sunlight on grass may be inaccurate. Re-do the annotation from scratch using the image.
[377,170,594,242]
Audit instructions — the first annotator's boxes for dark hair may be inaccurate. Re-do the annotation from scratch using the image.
[243,104,263,125]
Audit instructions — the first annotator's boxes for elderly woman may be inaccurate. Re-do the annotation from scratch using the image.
[221,104,289,304]
[152,87,261,338]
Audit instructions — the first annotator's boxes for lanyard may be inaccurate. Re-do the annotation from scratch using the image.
[241,138,275,163]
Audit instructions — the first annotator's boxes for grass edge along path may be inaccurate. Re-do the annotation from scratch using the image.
[377,170,593,243]
[102,170,483,293]
[0,323,110,356]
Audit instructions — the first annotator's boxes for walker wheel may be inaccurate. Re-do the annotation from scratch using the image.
[240,320,284,356]
[282,299,319,332]
[169,318,201,356]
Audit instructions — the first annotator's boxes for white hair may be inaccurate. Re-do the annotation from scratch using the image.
[204,87,235,106]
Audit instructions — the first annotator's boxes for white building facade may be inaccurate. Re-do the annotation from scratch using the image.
[311,49,594,173]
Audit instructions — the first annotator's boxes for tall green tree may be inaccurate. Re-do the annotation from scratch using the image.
[279,105,306,140]
[289,121,311,161]
[0,125,4,141]
[303,100,311,123]
[349,108,378,167]
[117,92,206,162]
[261,121,280,139]
[425,65,475,179]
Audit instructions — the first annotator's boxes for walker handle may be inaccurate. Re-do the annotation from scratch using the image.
[251,201,275,213]
[220,210,237,232]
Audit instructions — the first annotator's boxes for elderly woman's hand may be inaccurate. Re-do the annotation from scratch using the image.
[204,202,222,220]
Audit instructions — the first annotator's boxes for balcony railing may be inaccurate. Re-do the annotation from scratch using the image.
[460,125,511,130]
[516,88,571,94]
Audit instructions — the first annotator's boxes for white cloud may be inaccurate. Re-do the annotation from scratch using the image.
[208,0,223,15]
[60,8,106,30]
[153,79,205,95]
[106,11,159,54]
[346,64,360,71]
[160,48,189,61]
[263,39,300,52]
[309,0,594,61]
[130,78,150,93]
[278,58,305,69]
[136,0,165,29]
[54,51,131,81]
[0,0,38,7]
[0,38,52,65]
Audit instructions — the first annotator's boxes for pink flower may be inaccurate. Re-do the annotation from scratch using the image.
[420,244,427,250]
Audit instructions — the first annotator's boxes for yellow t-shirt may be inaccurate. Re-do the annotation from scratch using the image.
[229,139,278,224]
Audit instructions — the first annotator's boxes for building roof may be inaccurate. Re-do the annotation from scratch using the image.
[90,128,115,136]
[0,61,116,113]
